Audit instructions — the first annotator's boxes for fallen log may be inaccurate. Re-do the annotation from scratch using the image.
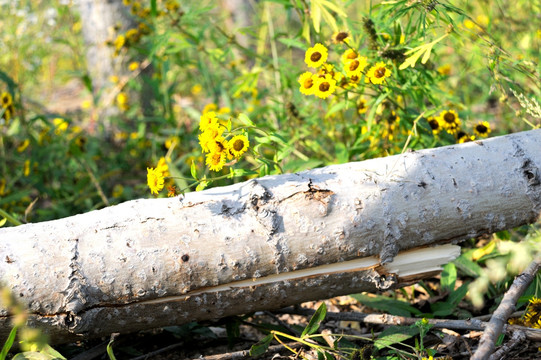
[1,129,540,344]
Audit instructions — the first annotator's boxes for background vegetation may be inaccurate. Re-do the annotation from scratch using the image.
[1,0,541,358]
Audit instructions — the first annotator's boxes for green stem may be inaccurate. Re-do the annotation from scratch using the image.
[0,208,22,226]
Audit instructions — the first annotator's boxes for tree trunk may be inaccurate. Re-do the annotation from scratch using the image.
[77,0,136,124]
[1,130,541,344]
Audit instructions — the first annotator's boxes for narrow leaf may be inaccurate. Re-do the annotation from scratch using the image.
[311,1,321,33]
[302,302,327,337]
[374,326,419,350]
[440,262,456,292]
[195,180,209,192]
[319,5,338,33]
[190,160,198,180]
[237,113,255,127]
[319,0,347,17]
[350,293,421,316]
[106,338,117,360]
[249,333,273,356]
[0,326,17,360]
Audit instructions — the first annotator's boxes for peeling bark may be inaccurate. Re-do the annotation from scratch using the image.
[1,129,541,343]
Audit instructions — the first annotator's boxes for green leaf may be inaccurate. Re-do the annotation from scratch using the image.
[229,168,258,178]
[335,143,349,164]
[447,282,469,306]
[196,180,209,192]
[399,34,448,70]
[277,38,307,50]
[319,0,347,17]
[374,326,419,350]
[301,302,327,337]
[150,0,157,17]
[302,17,311,43]
[106,337,117,360]
[190,160,198,180]
[249,333,273,356]
[0,326,18,360]
[319,5,338,33]
[238,113,255,127]
[454,255,483,277]
[350,294,421,317]
[495,230,511,240]
[440,262,456,292]
[12,353,50,360]
[0,217,6,227]
[311,1,321,33]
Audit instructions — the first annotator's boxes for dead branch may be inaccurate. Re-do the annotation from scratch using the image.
[472,259,541,360]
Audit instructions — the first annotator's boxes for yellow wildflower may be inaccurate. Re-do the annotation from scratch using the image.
[314,75,336,99]
[298,72,316,96]
[128,61,139,71]
[305,43,328,68]
[191,84,202,95]
[206,151,227,172]
[147,167,165,195]
[24,160,31,177]
[473,121,491,138]
[366,62,391,85]
[156,157,170,177]
[331,31,350,44]
[228,135,250,158]
[199,124,225,153]
[17,139,30,152]
[203,103,218,114]
[116,92,129,111]
[53,118,68,134]
[199,111,218,131]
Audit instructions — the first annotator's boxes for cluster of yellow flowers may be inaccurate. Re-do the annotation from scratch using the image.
[426,110,491,143]
[198,111,250,172]
[1,92,15,126]
[509,297,541,329]
[112,0,180,56]
[298,35,392,100]
[146,157,169,195]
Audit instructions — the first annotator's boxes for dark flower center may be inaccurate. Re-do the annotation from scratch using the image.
[214,141,225,152]
[319,82,330,92]
[347,51,357,60]
[233,139,244,151]
[374,67,386,78]
[476,124,488,133]
[429,119,439,130]
[349,60,360,71]
[335,32,348,42]
[303,78,313,88]
[444,112,456,123]
[310,52,322,62]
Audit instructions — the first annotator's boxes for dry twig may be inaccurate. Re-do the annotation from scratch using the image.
[472,259,541,360]
[187,342,304,360]
[488,330,526,360]
[275,307,541,340]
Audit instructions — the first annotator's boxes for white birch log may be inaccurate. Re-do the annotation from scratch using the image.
[1,129,541,344]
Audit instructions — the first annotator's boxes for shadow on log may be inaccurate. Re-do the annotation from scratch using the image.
[1,129,540,344]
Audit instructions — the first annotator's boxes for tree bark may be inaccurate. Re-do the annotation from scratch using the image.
[1,129,541,344]
[78,0,135,93]
[77,0,136,125]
